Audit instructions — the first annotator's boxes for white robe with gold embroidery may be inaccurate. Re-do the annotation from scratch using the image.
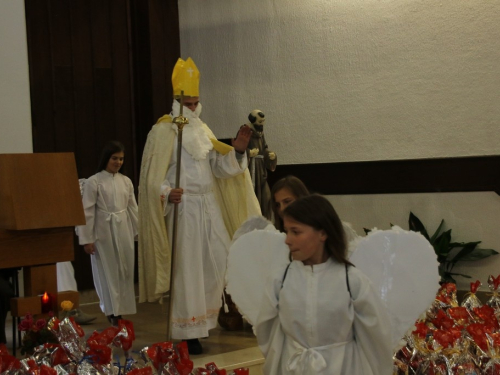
[162,140,249,338]
[138,102,260,338]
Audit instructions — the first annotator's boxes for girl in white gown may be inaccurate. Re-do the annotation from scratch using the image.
[255,195,393,375]
[76,141,138,326]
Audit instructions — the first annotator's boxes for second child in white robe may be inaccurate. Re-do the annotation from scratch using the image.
[77,171,138,316]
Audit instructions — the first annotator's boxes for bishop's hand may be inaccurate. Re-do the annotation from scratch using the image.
[168,188,184,204]
[232,125,252,153]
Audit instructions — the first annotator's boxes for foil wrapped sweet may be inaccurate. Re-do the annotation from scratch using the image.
[486,275,500,315]
[393,277,500,374]
[10,315,261,375]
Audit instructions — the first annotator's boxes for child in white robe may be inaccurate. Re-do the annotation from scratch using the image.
[76,141,138,326]
[255,194,393,375]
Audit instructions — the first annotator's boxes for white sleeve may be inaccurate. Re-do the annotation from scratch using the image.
[210,149,248,179]
[160,168,173,216]
[255,265,288,375]
[75,177,98,245]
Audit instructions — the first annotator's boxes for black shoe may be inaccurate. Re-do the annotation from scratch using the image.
[112,315,122,327]
[106,314,122,326]
[183,338,203,355]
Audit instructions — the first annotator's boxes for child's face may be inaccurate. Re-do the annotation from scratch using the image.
[284,217,328,265]
[106,152,124,174]
[274,188,296,218]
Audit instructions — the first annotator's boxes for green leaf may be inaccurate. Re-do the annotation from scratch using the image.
[449,241,481,249]
[434,229,451,257]
[442,271,472,284]
[458,249,499,261]
[430,219,445,244]
[441,272,457,284]
[437,255,448,264]
[446,272,472,278]
[445,261,455,272]
[409,212,430,240]
[449,242,478,264]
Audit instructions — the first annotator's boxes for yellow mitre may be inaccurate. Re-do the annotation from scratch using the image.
[172,57,200,97]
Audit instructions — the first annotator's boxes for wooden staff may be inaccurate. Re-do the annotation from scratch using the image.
[167,91,189,341]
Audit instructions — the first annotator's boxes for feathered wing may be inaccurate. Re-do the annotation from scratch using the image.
[350,227,440,348]
[226,229,290,325]
[232,215,275,242]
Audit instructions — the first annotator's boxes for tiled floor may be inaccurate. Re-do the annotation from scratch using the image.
[5,298,259,364]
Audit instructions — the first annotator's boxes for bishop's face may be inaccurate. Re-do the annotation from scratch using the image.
[182,96,200,112]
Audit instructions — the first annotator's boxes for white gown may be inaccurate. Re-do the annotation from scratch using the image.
[161,140,248,339]
[56,262,77,292]
[76,170,138,316]
[255,258,393,375]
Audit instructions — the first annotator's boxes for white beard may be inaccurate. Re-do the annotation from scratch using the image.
[171,100,213,160]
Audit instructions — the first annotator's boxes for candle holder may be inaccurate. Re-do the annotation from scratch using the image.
[41,292,52,313]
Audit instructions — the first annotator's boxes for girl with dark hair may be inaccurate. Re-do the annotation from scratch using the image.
[270,175,310,232]
[255,195,392,374]
[76,141,138,326]
[96,140,126,174]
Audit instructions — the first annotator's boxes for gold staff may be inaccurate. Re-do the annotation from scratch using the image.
[167,91,189,341]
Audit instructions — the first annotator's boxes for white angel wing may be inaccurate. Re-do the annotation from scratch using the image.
[231,215,276,242]
[75,178,87,236]
[78,178,87,198]
[226,229,290,325]
[350,227,440,348]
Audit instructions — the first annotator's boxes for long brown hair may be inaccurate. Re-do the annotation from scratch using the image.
[283,194,352,266]
[271,175,310,231]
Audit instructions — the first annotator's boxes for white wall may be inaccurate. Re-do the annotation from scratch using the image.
[179,0,500,290]
[179,0,500,164]
[0,0,33,154]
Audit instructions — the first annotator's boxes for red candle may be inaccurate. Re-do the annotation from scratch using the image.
[41,292,51,313]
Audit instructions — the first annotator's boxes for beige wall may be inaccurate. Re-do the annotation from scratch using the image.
[179,0,500,164]
[179,0,500,290]
[0,1,32,153]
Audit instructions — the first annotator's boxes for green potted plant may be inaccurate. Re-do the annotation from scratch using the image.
[408,212,498,284]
